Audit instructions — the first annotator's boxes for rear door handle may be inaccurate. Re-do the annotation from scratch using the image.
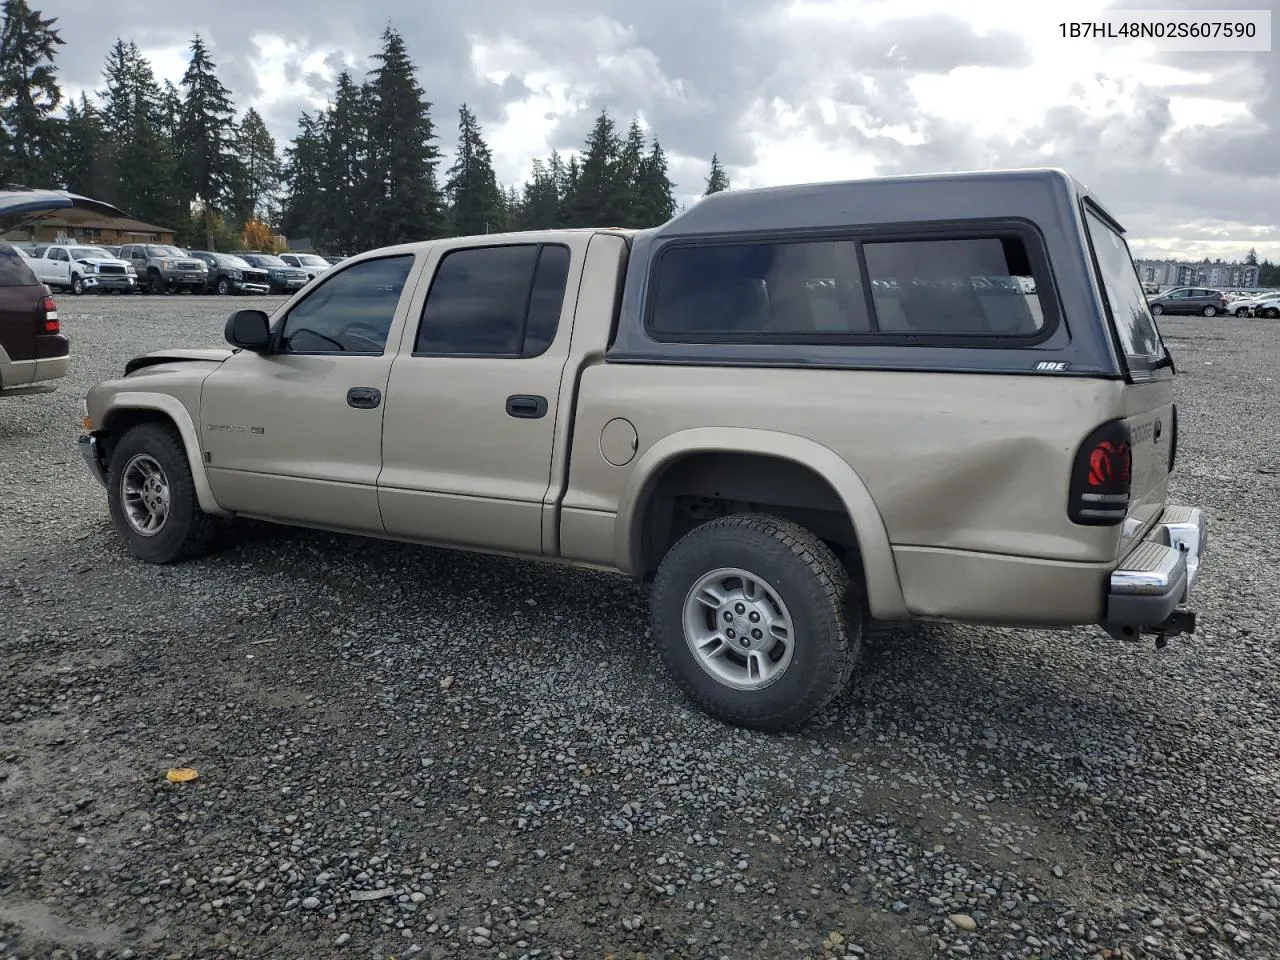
[346,386,382,409]
[505,394,548,419]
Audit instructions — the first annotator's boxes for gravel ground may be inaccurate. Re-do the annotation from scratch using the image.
[1,295,1278,960]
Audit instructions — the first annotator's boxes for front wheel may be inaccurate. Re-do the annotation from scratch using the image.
[1236,308,1249,317]
[650,514,863,731]
[105,423,218,564]
[71,274,85,295]
[1264,307,1280,320]
[216,277,231,295]
[1150,303,1163,315]
[148,273,166,295]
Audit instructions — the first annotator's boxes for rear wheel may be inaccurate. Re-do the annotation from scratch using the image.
[1203,305,1217,317]
[1236,307,1249,317]
[1150,303,1163,315]
[105,423,217,564]
[650,513,862,731]
[1265,307,1280,320]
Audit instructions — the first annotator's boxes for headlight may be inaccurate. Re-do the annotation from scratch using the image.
[230,270,243,280]
[159,259,170,269]
[124,264,135,274]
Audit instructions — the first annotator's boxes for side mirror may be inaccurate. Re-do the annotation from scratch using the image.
[225,309,271,352]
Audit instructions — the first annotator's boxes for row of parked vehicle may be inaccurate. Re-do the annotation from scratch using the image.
[14,243,344,296]
[1146,286,1280,318]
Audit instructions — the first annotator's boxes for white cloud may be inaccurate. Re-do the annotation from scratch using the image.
[47,0,1280,261]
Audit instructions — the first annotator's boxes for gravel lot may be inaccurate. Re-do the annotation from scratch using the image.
[1,295,1278,960]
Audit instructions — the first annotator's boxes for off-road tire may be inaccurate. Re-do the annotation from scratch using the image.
[106,422,217,564]
[650,513,863,731]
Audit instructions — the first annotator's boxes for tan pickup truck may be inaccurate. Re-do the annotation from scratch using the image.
[78,168,1208,730]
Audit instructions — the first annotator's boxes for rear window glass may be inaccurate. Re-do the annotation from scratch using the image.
[648,234,1046,340]
[1084,209,1165,363]
[0,243,39,286]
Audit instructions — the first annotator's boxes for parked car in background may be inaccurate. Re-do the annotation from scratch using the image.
[1147,287,1230,317]
[188,251,271,296]
[279,253,332,282]
[1224,293,1272,317]
[28,243,137,295]
[235,253,309,294]
[120,243,208,295]
[0,239,67,396]
[323,256,345,265]
[1251,297,1280,319]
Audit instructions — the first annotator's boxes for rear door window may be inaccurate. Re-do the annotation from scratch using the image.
[0,243,40,286]
[1083,208,1167,371]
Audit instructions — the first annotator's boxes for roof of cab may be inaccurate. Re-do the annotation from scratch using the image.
[653,167,1116,238]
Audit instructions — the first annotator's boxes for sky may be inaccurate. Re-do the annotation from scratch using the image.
[45,0,1280,262]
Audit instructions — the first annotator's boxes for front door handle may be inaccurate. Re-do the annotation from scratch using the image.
[506,394,548,419]
[346,386,382,409]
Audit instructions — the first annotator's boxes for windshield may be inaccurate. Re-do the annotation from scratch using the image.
[297,254,329,266]
[252,255,287,268]
[1084,208,1168,370]
[69,246,113,260]
[146,245,187,257]
[218,255,252,268]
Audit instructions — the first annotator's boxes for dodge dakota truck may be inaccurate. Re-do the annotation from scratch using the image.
[77,168,1208,730]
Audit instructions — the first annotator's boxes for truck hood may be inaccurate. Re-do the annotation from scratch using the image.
[77,256,131,268]
[124,348,236,376]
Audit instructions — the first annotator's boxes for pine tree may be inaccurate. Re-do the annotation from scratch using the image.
[516,158,560,230]
[58,93,105,196]
[281,110,324,245]
[0,0,65,188]
[178,34,237,249]
[444,104,504,236]
[96,39,182,228]
[704,153,730,195]
[158,79,181,141]
[362,26,443,246]
[1245,247,1258,266]
[318,70,367,252]
[566,110,625,227]
[632,140,677,226]
[617,117,647,227]
[232,107,280,224]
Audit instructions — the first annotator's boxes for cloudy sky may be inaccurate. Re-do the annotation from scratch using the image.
[49,0,1278,262]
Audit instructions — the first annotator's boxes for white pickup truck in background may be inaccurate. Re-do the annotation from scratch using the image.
[29,244,138,295]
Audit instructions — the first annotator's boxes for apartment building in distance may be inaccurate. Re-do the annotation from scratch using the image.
[1134,258,1260,292]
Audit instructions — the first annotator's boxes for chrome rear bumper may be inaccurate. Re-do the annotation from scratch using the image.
[1104,505,1207,639]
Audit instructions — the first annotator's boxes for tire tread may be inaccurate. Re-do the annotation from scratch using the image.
[651,513,864,731]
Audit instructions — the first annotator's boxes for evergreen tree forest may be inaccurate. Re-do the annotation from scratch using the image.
[0,1,720,255]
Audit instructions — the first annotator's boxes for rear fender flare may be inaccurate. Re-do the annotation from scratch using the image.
[615,426,908,620]
[101,391,229,517]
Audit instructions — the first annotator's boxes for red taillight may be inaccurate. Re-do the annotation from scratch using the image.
[41,295,59,333]
[1069,420,1132,525]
